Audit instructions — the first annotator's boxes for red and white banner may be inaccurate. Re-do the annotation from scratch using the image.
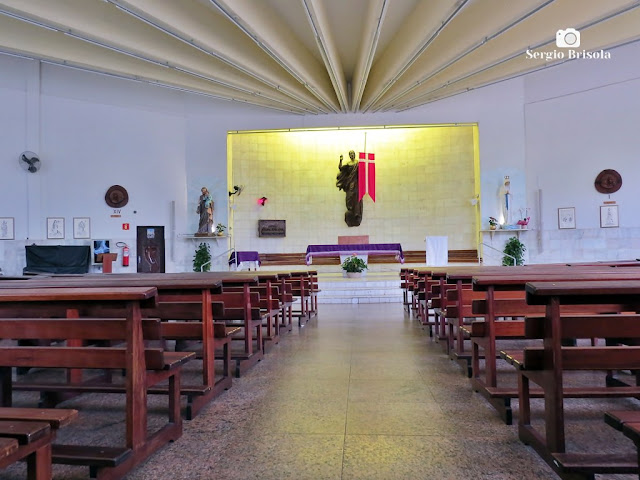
[358,152,376,202]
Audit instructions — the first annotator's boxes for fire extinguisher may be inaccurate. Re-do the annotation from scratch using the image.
[116,242,130,267]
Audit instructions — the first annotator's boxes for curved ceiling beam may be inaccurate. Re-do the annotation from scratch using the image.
[391,4,640,111]
[382,0,640,111]
[350,0,388,112]
[0,14,308,113]
[1,48,303,113]
[209,0,340,112]
[111,0,328,113]
[301,0,348,112]
[359,0,469,112]
[0,0,315,113]
[1,0,639,115]
[372,0,553,111]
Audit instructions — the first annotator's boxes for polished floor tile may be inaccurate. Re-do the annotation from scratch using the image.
[341,434,557,480]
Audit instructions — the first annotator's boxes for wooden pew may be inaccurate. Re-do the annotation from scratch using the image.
[275,274,295,333]
[446,287,522,377]
[409,268,435,324]
[223,272,285,352]
[0,274,238,419]
[415,270,440,332]
[408,269,420,314]
[0,408,77,479]
[29,272,266,379]
[443,266,516,363]
[399,268,412,310]
[406,269,425,320]
[307,270,320,317]
[408,268,441,335]
[604,410,640,478]
[151,304,238,418]
[0,286,192,479]
[130,272,263,379]
[418,266,496,346]
[427,266,502,345]
[285,271,318,324]
[470,267,640,424]
[512,280,640,479]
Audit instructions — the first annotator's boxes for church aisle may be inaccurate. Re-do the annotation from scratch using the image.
[127,303,559,480]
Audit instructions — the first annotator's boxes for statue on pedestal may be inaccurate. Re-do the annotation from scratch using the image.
[499,176,512,226]
[196,187,214,235]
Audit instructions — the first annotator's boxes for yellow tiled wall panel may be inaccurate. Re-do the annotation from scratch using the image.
[230,125,477,253]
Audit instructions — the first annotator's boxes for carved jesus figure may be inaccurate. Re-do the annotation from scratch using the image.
[336,150,363,227]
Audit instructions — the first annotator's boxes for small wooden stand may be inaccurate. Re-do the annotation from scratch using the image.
[101,253,118,274]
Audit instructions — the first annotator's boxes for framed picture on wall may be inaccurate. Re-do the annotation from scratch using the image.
[0,218,14,240]
[557,207,575,229]
[47,217,65,239]
[73,217,91,239]
[600,205,619,228]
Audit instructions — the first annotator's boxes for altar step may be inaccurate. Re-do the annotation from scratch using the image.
[316,272,402,304]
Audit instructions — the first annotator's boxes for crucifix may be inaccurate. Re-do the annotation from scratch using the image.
[358,134,376,203]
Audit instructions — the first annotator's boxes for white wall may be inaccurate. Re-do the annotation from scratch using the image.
[2,39,639,273]
[0,58,193,274]
[523,40,640,263]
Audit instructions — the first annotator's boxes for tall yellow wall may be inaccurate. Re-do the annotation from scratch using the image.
[229,125,478,253]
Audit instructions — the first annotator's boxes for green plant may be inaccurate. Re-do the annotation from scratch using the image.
[215,223,226,235]
[502,237,526,266]
[488,216,498,227]
[341,254,368,273]
[193,242,211,272]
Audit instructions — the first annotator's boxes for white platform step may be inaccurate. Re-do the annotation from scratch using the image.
[316,272,402,304]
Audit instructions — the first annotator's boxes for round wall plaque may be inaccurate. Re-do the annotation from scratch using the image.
[594,169,622,194]
[105,185,129,208]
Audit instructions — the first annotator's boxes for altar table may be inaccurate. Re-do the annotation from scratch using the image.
[229,251,261,271]
[305,243,404,265]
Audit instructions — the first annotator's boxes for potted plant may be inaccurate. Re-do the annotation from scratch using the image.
[502,237,526,266]
[215,223,226,236]
[341,254,368,278]
[193,242,211,272]
[488,216,498,230]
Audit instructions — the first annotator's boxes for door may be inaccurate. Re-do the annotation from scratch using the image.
[136,226,165,273]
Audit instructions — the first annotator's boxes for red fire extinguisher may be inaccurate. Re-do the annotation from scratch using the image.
[116,242,130,267]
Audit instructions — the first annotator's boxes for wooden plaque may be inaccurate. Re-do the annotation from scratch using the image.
[258,220,286,237]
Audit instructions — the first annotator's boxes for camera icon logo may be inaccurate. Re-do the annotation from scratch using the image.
[556,28,580,48]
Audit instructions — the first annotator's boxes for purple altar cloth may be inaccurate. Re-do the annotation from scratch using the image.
[229,251,261,266]
[305,244,404,265]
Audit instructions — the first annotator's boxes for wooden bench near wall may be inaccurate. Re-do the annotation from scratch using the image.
[260,250,479,266]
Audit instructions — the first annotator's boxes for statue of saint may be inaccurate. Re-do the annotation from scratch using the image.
[336,150,363,227]
[499,176,512,225]
[197,187,214,234]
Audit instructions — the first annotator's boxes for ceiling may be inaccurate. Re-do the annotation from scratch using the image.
[1,0,639,115]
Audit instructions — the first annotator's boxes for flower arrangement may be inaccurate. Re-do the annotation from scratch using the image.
[488,217,498,228]
[215,223,226,235]
[341,254,368,273]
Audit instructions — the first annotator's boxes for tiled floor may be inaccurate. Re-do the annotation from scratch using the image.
[128,303,560,480]
[4,303,638,479]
